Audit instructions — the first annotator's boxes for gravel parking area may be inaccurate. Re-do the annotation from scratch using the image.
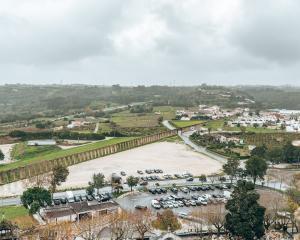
[60,142,222,189]
[0,142,222,197]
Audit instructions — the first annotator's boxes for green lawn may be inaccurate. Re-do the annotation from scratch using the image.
[204,120,225,130]
[171,120,203,128]
[0,137,135,172]
[0,205,29,220]
[11,143,61,161]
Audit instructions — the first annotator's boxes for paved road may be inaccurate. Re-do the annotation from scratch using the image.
[162,120,176,130]
[179,131,227,164]
[162,120,227,164]
[94,122,99,133]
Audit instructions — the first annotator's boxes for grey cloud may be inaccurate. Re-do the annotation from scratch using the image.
[232,0,300,64]
[0,0,300,86]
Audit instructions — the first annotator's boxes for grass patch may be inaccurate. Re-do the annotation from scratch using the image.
[0,205,37,228]
[11,143,61,161]
[203,120,225,130]
[0,137,135,172]
[161,135,183,143]
[0,205,29,220]
[171,120,203,128]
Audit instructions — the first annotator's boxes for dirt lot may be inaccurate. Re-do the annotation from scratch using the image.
[0,142,223,197]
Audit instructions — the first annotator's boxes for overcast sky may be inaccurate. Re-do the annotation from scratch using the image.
[0,0,300,86]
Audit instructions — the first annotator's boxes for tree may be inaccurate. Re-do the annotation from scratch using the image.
[0,150,4,161]
[21,187,51,214]
[152,209,181,231]
[203,204,226,236]
[50,165,69,193]
[223,158,240,183]
[225,180,265,240]
[199,174,207,184]
[110,212,132,240]
[88,173,105,194]
[132,210,153,239]
[266,148,283,165]
[126,176,139,191]
[86,185,94,195]
[251,145,267,158]
[157,116,163,124]
[245,156,267,185]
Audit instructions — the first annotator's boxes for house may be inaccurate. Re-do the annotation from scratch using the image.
[40,200,120,224]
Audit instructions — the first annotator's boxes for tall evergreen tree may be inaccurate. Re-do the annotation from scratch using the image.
[225,180,265,240]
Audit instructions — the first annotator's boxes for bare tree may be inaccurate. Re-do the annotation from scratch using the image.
[74,215,110,240]
[259,190,287,230]
[109,211,132,240]
[132,210,153,239]
[37,222,75,240]
[202,204,226,236]
[25,173,52,189]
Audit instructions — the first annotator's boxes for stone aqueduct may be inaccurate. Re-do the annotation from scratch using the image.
[0,127,196,185]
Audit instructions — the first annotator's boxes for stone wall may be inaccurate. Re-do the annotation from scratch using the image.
[0,130,178,185]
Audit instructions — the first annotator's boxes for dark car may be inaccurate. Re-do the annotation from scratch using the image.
[186,177,194,182]
[135,205,148,210]
[161,188,167,193]
[149,189,156,194]
[60,198,67,204]
[101,196,110,202]
[86,195,94,201]
[120,171,126,176]
[171,188,178,193]
[80,195,87,201]
[155,188,162,194]
[53,199,60,205]
[140,181,148,186]
[74,196,81,202]
[137,170,143,174]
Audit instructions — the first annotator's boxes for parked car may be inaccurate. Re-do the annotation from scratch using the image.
[137,170,143,174]
[186,177,194,182]
[74,196,81,202]
[140,181,148,186]
[53,199,60,205]
[181,187,189,193]
[86,195,94,201]
[120,171,126,176]
[80,195,87,201]
[135,205,148,210]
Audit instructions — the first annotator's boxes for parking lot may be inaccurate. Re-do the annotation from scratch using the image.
[116,183,232,216]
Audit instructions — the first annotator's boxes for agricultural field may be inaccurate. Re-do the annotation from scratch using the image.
[111,111,160,128]
[242,133,300,147]
[171,120,204,128]
[204,119,283,133]
[0,137,135,172]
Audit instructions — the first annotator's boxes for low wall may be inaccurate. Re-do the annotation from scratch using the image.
[0,130,177,185]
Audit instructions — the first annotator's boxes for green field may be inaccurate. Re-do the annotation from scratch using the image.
[0,137,135,172]
[203,120,225,130]
[11,143,61,161]
[0,205,29,220]
[111,111,160,128]
[171,120,203,128]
